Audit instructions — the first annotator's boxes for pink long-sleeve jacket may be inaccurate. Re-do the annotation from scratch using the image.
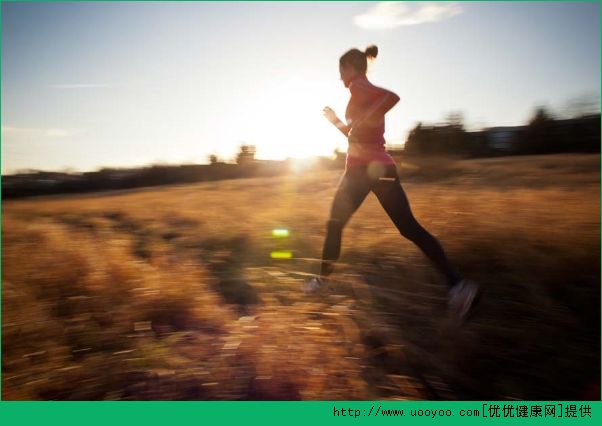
[345,74,396,168]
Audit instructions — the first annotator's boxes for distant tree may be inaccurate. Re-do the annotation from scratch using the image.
[443,111,468,154]
[445,111,465,130]
[524,106,556,154]
[14,168,39,176]
[563,94,601,119]
[333,147,346,159]
[404,122,423,154]
[59,167,78,175]
[332,147,346,167]
[404,116,471,156]
[236,145,256,165]
[528,106,554,127]
[208,154,219,165]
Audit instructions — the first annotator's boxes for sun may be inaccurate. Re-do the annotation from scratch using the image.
[240,77,348,161]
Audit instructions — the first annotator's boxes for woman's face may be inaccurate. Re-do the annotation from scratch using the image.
[339,63,358,88]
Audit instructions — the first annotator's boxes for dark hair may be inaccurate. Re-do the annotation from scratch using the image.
[339,45,378,74]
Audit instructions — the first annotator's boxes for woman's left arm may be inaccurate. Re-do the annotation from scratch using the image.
[352,88,400,130]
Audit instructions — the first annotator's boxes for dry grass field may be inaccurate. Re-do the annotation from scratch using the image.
[2,153,600,400]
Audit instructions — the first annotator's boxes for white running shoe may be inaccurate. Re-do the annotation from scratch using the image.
[448,279,480,320]
[303,276,328,294]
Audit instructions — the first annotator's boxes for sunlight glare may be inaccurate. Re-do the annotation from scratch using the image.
[241,77,346,161]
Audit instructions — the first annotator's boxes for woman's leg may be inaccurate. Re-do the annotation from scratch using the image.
[320,167,372,276]
[372,165,461,287]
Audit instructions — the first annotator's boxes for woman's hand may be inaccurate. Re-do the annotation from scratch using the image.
[323,106,351,137]
[322,106,339,124]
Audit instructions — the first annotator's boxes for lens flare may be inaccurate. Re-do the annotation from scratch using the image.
[272,229,290,238]
[270,251,293,259]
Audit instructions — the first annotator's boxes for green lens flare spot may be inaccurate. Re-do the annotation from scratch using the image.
[272,229,290,238]
[270,251,293,259]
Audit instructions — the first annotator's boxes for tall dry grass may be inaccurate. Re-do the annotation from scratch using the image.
[2,154,600,400]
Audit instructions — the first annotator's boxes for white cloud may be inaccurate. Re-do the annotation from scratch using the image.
[2,125,80,138]
[354,1,463,30]
[49,83,109,89]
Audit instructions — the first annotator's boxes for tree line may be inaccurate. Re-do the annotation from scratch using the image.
[3,107,599,198]
[404,108,600,157]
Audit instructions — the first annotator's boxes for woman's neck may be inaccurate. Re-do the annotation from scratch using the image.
[350,73,367,83]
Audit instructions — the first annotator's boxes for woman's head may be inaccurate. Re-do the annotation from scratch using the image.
[339,45,378,87]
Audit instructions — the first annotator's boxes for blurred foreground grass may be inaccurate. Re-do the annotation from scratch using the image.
[2,154,600,400]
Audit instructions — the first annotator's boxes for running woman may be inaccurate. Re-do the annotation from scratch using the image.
[304,45,478,319]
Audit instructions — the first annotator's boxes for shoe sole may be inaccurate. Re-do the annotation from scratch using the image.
[457,285,481,321]
[449,283,480,323]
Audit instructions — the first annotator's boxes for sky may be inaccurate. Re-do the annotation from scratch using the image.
[1,1,600,174]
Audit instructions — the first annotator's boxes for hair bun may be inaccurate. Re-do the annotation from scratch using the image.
[365,45,378,59]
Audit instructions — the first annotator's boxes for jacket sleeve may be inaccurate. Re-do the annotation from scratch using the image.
[349,81,400,127]
[350,80,389,100]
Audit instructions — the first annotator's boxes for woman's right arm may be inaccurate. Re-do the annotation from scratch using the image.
[323,106,350,137]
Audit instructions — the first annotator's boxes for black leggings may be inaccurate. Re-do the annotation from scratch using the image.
[320,163,461,287]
